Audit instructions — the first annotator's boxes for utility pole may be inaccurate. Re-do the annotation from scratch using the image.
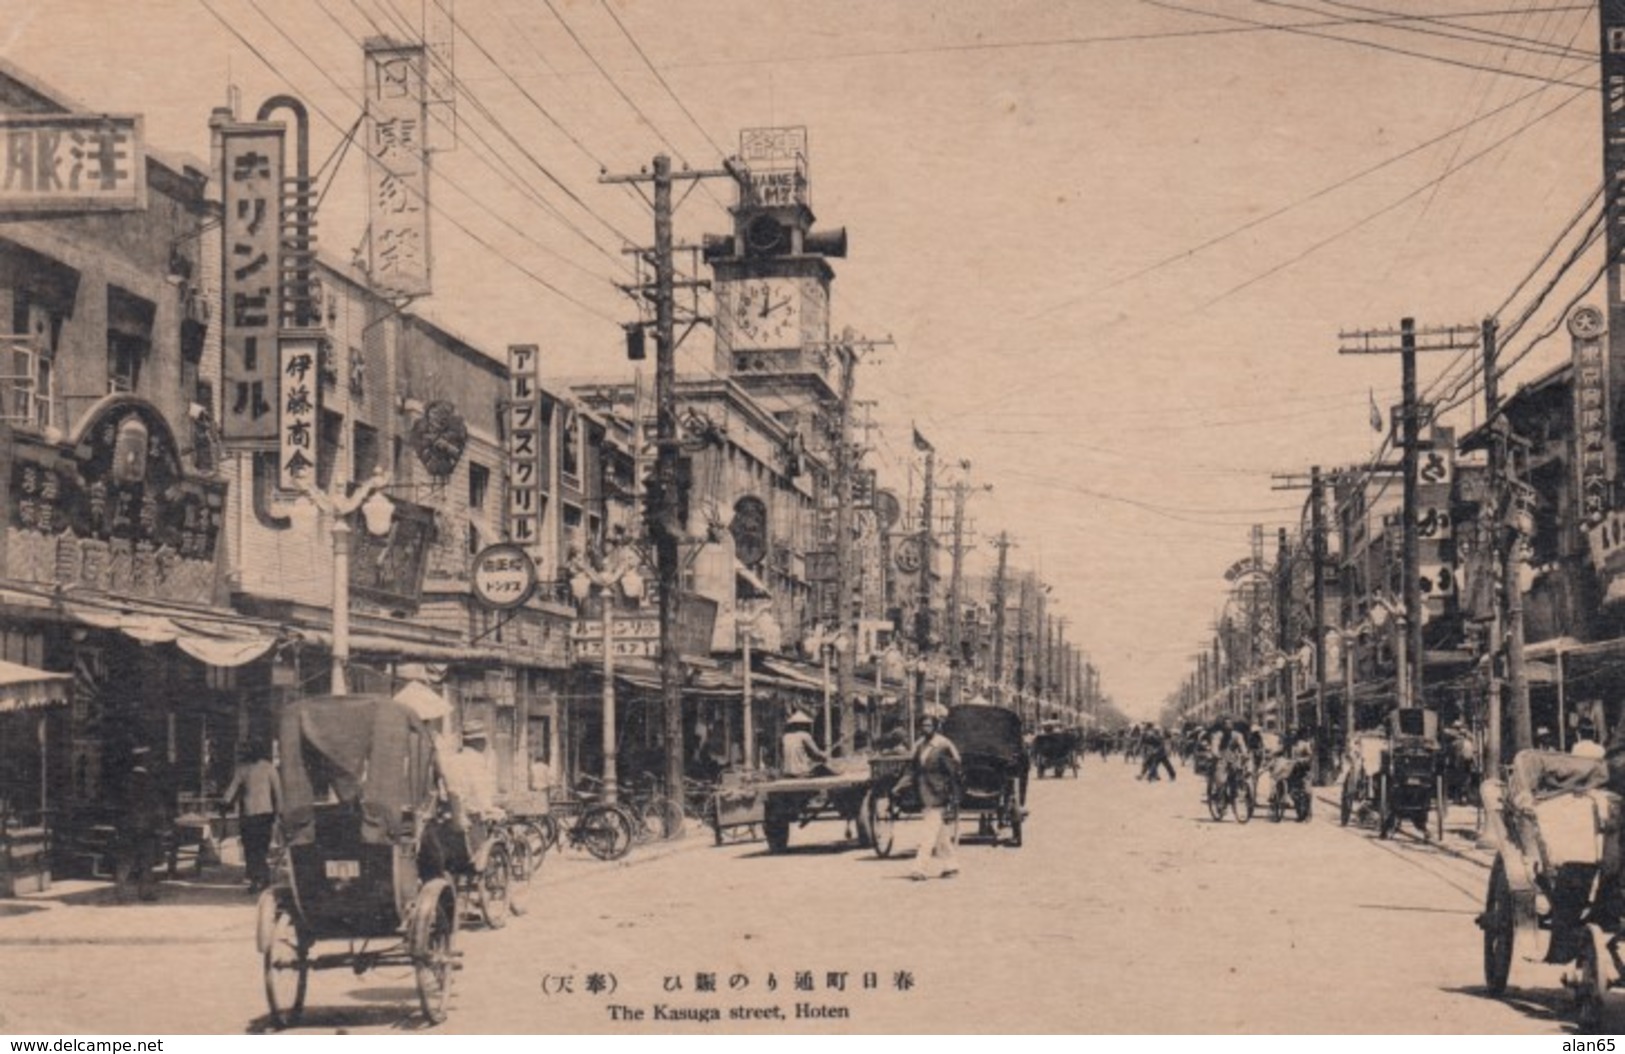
[1035,584,1048,720]
[1053,617,1069,720]
[990,532,1014,708]
[1015,575,1033,724]
[1482,316,1506,769]
[833,341,857,754]
[913,438,937,721]
[944,468,988,708]
[602,154,740,801]
[1339,319,1480,709]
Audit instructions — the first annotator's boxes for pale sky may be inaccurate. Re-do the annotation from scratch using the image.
[1,0,1604,717]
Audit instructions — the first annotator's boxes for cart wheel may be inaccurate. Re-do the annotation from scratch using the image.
[412,881,456,1027]
[1481,856,1515,996]
[1233,779,1254,825]
[1008,791,1025,847]
[1339,780,1352,827]
[763,812,791,853]
[580,805,633,861]
[1378,776,1395,839]
[1577,924,1611,1032]
[643,796,686,841]
[1434,777,1447,844]
[867,792,897,858]
[710,798,724,847]
[476,841,511,929]
[262,899,308,1029]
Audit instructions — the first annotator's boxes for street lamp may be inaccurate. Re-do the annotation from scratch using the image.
[805,625,851,753]
[299,469,392,696]
[570,540,645,805]
[737,607,778,773]
[1367,593,1410,709]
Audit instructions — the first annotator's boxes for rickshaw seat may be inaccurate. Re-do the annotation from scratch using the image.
[1508,750,1618,870]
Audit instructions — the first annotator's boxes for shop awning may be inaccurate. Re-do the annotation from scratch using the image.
[295,627,508,665]
[0,660,70,712]
[760,657,826,692]
[64,600,277,667]
[394,680,452,721]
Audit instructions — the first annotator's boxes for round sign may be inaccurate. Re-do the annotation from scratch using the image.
[410,400,469,479]
[471,543,538,610]
[1569,305,1606,340]
[895,536,923,574]
[874,489,902,532]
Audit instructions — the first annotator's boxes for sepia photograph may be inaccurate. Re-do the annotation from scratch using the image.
[0,0,1618,1037]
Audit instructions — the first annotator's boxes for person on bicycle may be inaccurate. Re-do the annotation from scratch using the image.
[1206,718,1250,803]
[429,722,500,876]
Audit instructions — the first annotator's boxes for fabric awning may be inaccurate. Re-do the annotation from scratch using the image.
[394,680,452,721]
[760,656,826,692]
[64,601,276,667]
[0,659,71,712]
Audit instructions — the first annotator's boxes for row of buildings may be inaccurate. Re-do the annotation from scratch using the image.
[1167,316,1625,772]
[0,57,1108,893]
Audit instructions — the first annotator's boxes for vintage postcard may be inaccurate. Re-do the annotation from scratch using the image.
[0,0,1613,1037]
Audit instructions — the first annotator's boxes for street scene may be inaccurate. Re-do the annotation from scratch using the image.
[4,0,1625,1037]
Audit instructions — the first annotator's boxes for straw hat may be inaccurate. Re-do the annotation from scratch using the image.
[786,711,813,727]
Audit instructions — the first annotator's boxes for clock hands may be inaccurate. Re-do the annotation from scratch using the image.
[759,297,792,318]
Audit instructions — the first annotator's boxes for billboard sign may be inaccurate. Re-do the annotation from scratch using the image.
[0,114,145,213]
[739,126,808,207]
[506,345,543,568]
[1572,305,1612,522]
[365,41,432,297]
[277,333,320,490]
[220,122,285,442]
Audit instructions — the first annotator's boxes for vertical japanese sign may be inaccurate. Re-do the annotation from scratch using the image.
[220,123,285,442]
[1602,5,1625,449]
[279,334,320,490]
[507,345,542,569]
[365,41,431,298]
[1573,305,1612,522]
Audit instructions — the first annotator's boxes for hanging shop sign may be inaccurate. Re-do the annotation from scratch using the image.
[0,114,145,213]
[220,122,285,442]
[506,344,542,567]
[1572,305,1611,522]
[3,400,226,605]
[471,542,538,611]
[277,334,319,490]
[731,495,768,567]
[364,41,432,298]
[805,549,839,582]
[874,489,902,533]
[349,499,436,611]
[409,399,467,479]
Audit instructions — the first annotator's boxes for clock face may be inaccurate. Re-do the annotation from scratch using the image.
[732,278,800,349]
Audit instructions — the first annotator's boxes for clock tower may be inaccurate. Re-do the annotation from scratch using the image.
[705,127,847,413]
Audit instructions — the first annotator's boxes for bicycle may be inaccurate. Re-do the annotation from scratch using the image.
[619,772,687,841]
[546,783,635,861]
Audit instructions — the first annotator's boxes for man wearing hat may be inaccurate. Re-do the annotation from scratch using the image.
[781,710,833,779]
[115,746,168,902]
[895,713,962,880]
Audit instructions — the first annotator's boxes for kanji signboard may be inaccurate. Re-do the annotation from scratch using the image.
[278,333,320,490]
[220,122,284,442]
[0,114,145,212]
[365,41,431,297]
[1573,305,1612,522]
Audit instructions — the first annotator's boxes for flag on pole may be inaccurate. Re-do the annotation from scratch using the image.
[1368,389,1383,433]
[912,425,934,454]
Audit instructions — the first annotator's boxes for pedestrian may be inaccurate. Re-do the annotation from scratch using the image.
[894,713,962,880]
[115,746,167,903]
[1139,726,1176,782]
[222,741,282,893]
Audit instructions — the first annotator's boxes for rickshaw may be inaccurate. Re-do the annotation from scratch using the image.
[255,695,459,1028]
[1375,708,1447,841]
[1478,750,1623,1030]
[942,705,1029,847]
[1339,729,1390,827]
[1031,727,1082,779]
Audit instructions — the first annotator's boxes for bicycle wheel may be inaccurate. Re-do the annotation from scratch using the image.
[580,805,633,861]
[641,796,686,840]
[504,832,531,916]
[476,841,511,929]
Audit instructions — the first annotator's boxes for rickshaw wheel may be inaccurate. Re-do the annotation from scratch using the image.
[1576,924,1610,1032]
[413,882,456,1027]
[1293,787,1312,822]
[865,791,897,858]
[1433,777,1447,843]
[1482,856,1515,996]
[505,836,531,917]
[1377,776,1395,840]
[763,811,791,853]
[1007,789,1024,848]
[476,842,511,929]
[1268,781,1284,823]
[262,901,308,1029]
[1233,778,1254,825]
[1338,780,1352,827]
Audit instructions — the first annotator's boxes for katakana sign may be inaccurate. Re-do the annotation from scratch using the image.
[220,122,284,442]
[506,345,543,566]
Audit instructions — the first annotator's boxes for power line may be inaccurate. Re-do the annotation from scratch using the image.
[198,0,623,324]
[596,0,729,159]
[1145,0,1593,89]
[1287,0,1593,60]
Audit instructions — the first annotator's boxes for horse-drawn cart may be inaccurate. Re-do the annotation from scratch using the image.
[710,755,911,854]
